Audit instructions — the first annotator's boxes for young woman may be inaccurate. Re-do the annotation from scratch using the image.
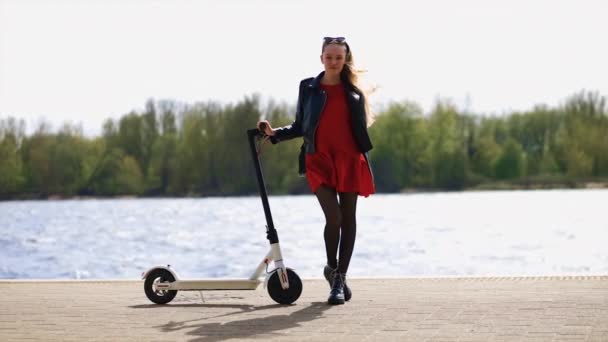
[257,36,375,305]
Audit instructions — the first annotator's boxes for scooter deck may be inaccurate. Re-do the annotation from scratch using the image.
[164,279,261,291]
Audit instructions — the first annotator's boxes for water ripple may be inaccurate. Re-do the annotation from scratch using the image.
[0,189,607,279]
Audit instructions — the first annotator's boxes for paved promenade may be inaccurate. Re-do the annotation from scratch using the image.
[1,276,607,341]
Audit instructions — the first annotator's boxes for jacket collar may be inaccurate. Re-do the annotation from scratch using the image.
[310,71,325,89]
[309,71,359,94]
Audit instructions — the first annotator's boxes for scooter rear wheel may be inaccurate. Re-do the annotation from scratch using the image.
[144,268,178,304]
[267,268,302,305]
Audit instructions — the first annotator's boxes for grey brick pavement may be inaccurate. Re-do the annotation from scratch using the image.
[1,276,607,341]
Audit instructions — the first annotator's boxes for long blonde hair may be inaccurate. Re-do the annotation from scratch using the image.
[322,38,375,126]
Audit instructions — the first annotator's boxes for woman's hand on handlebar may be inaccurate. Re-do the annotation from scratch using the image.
[257,120,275,136]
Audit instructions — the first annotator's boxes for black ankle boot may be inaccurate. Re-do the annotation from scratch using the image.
[324,265,352,301]
[327,272,346,305]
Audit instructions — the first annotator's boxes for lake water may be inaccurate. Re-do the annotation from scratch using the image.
[1,189,607,279]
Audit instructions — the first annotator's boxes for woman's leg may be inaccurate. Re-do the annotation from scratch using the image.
[337,192,358,274]
[314,185,341,269]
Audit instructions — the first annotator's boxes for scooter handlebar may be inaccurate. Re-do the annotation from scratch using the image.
[247,122,268,139]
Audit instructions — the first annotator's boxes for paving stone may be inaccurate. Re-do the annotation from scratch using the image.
[0,277,607,341]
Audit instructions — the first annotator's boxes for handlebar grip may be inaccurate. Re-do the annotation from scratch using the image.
[248,123,268,139]
[259,122,268,132]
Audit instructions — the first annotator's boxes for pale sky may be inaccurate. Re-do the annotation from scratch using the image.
[1,0,607,136]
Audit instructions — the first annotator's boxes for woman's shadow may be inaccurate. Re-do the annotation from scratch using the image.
[132,301,332,342]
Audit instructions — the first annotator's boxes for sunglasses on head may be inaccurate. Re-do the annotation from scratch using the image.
[323,36,346,44]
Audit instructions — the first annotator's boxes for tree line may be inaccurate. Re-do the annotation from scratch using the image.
[1,91,607,199]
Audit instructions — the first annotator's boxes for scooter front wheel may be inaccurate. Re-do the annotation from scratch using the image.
[267,268,302,305]
[144,268,178,304]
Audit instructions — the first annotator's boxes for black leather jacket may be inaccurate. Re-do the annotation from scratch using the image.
[270,71,374,176]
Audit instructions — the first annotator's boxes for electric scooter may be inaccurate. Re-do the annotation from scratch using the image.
[142,124,303,305]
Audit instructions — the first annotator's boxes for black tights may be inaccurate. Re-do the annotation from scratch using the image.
[315,185,358,274]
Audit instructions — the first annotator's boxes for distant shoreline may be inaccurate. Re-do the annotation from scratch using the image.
[402,181,608,193]
[2,181,607,202]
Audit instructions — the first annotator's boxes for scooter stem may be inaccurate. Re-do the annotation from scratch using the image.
[247,128,279,244]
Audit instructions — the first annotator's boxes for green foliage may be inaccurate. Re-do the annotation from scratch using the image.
[538,150,560,175]
[427,101,468,189]
[146,133,177,195]
[495,138,526,180]
[88,148,144,195]
[259,100,304,194]
[368,101,430,191]
[1,90,608,199]
[0,117,26,197]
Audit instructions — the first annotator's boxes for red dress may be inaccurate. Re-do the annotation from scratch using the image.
[305,82,375,197]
